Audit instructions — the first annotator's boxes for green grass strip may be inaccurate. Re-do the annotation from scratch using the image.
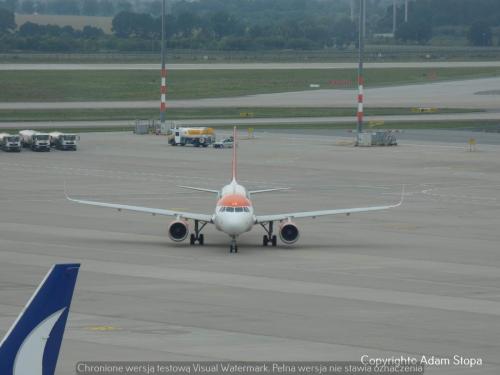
[1,67,500,102]
[0,107,482,122]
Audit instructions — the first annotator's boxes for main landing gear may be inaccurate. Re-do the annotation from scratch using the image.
[260,221,277,247]
[190,220,206,245]
[229,237,238,253]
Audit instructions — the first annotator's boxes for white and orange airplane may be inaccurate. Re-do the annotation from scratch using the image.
[68,127,403,253]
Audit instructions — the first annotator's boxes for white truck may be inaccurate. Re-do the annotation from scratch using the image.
[19,130,51,152]
[168,127,215,147]
[49,132,79,150]
[0,133,22,152]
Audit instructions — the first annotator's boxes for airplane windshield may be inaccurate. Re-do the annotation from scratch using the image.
[221,206,249,213]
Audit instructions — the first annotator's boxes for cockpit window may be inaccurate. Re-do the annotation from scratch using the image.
[221,206,249,212]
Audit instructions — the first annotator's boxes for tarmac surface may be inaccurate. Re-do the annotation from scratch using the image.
[2,112,500,134]
[2,77,500,110]
[0,131,499,374]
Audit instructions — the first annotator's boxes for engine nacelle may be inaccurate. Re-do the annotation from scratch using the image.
[168,220,189,242]
[279,222,300,244]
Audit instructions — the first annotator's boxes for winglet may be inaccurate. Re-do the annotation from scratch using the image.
[0,264,80,375]
[232,126,237,182]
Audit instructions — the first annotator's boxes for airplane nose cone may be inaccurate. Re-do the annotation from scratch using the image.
[219,214,252,236]
[223,222,244,236]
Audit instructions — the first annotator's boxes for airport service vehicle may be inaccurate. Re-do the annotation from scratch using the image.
[0,132,21,152]
[49,131,79,150]
[68,127,403,253]
[213,136,234,149]
[19,130,51,151]
[168,127,215,147]
[0,263,80,375]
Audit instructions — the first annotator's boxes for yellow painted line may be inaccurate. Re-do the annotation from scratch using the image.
[368,120,385,128]
[86,325,122,331]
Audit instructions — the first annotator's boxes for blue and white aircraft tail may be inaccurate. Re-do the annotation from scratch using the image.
[0,263,80,375]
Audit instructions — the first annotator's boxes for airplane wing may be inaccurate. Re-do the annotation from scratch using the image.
[255,188,404,223]
[249,187,289,194]
[67,196,213,222]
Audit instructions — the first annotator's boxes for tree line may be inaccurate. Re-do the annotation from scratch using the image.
[111,10,358,50]
[0,7,358,52]
[0,0,499,53]
[3,0,500,29]
[377,0,500,45]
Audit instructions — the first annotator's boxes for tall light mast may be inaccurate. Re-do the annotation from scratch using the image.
[392,0,397,34]
[356,0,365,140]
[160,0,167,133]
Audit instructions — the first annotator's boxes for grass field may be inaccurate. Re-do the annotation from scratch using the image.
[15,14,113,33]
[0,107,480,122]
[1,67,500,102]
[3,44,500,63]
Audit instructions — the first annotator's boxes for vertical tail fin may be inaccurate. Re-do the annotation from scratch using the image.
[0,263,80,375]
[232,126,237,182]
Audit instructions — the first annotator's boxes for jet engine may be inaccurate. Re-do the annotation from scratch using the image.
[279,222,300,244]
[168,220,189,242]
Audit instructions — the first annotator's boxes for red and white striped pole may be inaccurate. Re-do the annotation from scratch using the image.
[357,75,364,130]
[356,0,365,143]
[160,67,167,117]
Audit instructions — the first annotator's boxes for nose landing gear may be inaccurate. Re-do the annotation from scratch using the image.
[229,237,238,253]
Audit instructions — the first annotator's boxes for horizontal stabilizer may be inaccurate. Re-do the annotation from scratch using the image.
[177,185,220,194]
[249,187,290,195]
